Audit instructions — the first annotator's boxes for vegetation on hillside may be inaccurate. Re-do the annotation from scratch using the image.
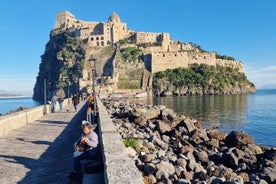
[33,30,85,101]
[153,64,254,91]
[120,47,143,62]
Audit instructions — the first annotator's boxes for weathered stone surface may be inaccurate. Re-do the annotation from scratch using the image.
[189,129,209,144]
[225,131,254,147]
[153,137,168,150]
[177,158,187,168]
[126,147,137,158]
[183,118,197,132]
[239,172,249,182]
[156,161,175,175]
[140,153,157,163]
[260,167,276,183]
[208,130,227,141]
[194,150,209,164]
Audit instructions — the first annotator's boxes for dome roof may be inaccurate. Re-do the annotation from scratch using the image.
[108,12,121,23]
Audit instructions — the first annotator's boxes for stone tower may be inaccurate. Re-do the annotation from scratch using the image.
[107,12,128,44]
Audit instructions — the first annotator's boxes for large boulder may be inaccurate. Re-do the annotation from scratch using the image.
[225,131,254,147]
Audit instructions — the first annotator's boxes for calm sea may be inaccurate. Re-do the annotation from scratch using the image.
[0,97,41,114]
[151,89,276,147]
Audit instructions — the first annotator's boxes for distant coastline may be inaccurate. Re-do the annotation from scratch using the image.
[0,94,26,99]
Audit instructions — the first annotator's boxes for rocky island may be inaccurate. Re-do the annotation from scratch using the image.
[33,11,255,103]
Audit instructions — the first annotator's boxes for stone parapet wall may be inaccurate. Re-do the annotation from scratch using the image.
[0,99,71,136]
[97,96,144,184]
[0,105,49,136]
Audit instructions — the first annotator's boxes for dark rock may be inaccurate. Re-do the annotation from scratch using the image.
[221,152,239,169]
[225,131,254,147]
[144,163,156,175]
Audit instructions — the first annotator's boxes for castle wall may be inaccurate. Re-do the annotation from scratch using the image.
[150,52,189,73]
[187,52,216,66]
[216,59,244,73]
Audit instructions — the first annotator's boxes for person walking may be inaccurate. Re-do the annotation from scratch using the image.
[72,94,79,112]
[51,95,57,113]
[58,98,64,112]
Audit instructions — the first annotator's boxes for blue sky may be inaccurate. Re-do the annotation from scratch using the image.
[0,0,276,95]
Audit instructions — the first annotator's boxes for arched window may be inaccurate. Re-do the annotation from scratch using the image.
[96,37,99,41]
[107,41,111,45]
[101,37,104,40]
[101,41,104,46]
[91,37,94,41]
[97,42,100,46]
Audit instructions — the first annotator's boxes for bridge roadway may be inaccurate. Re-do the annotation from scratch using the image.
[0,100,104,184]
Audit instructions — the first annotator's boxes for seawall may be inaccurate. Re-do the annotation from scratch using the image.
[0,98,70,136]
[97,96,144,184]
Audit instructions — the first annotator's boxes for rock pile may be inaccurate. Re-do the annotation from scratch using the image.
[102,99,276,184]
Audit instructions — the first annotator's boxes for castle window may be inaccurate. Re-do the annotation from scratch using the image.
[97,42,100,46]
[163,54,165,57]
[204,56,206,59]
[91,37,94,41]
[96,37,99,40]
[101,41,104,46]
[107,41,111,45]
[175,54,177,57]
[101,37,104,40]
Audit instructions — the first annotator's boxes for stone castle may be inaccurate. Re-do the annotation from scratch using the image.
[54,11,244,75]
[53,11,245,94]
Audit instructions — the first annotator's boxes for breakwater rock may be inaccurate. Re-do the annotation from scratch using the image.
[102,98,275,184]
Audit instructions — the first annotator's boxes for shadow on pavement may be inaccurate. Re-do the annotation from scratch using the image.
[0,102,104,184]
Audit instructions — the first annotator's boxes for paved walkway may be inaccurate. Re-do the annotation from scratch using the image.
[0,101,104,184]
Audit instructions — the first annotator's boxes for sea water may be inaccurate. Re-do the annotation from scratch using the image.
[0,97,41,114]
[152,89,276,147]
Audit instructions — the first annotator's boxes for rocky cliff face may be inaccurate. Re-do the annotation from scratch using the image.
[33,29,85,102]
[154,81,256,96]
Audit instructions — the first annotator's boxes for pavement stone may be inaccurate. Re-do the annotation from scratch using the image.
[0,101,104,184]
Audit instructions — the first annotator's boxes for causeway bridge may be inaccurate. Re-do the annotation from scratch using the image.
[0,97,143,184]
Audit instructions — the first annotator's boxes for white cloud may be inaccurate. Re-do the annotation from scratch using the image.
[245,65,276,89]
